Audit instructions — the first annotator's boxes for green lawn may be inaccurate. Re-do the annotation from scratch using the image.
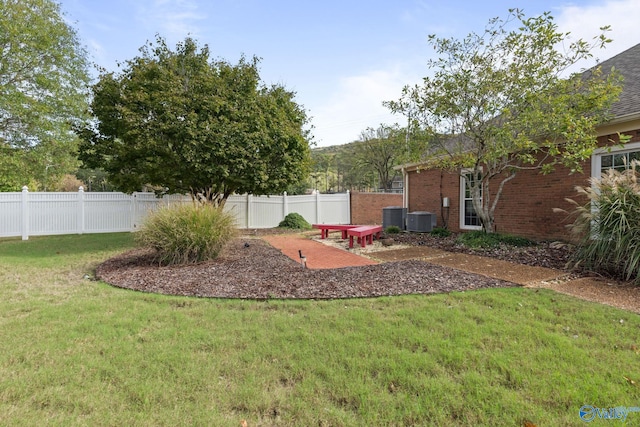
[0,234,638,426]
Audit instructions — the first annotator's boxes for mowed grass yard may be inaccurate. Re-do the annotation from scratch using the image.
[0,233,639,426]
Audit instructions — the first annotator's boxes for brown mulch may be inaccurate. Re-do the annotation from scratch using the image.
[95,229,640,312]
[96,238,516,299]
[386,232,573,270]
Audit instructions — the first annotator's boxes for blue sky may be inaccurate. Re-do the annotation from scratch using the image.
[59,0,640,147]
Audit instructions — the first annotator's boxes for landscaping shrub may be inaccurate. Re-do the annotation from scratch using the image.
[278,212,311,229]
[430,227,451,237]
[385,225,401,234]
[135,203,237,265]
[457,230,532,249]
[564,162,640,284]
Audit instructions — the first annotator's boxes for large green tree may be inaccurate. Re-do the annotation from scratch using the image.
[81,37,311,206]
[353,124,406,191]
[386,9,623,232]
[0,0,91,191]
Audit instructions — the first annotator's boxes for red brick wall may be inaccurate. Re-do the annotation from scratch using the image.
[406,130,640,240]
[350,192,402,225]
[407,165,590,240]
[407,169,459,230]
[493,164,589,240]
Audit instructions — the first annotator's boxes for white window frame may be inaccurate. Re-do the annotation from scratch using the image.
[591,141,640,179]
[459,169,483,231]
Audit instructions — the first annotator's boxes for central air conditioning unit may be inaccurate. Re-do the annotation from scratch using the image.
[406,211,436,232]
[382,206,406,230]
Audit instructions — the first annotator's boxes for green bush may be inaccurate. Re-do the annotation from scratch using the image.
[278,212,311,229]
[135,203,238,265]
[457,230,532,249]
[385,225,401,234]
[565,162,640,284]
[430,227,451,237]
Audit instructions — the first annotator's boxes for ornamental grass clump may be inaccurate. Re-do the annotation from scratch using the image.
[565,161,640,284]
[136,203,237,265]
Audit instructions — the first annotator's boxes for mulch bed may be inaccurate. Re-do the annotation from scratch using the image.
[96,238,517,299]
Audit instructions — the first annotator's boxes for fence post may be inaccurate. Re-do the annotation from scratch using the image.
[246,194,252,228]
[283,191,288,219]
[131,193,137,231]
[21,186,29,241]
[346,190,351,224]
[77,186,85,234]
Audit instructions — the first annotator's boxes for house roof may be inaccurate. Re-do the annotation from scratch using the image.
[594,43,640,118]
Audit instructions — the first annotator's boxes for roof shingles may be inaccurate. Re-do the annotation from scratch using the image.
[594,43,640,118]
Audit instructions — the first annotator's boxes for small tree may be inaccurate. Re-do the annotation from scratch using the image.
[386,9,623,232]
[81,37,311,206]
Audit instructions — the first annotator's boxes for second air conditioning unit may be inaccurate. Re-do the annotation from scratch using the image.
[406,211,436,232]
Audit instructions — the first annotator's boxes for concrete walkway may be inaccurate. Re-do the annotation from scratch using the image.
[261,234,378,269]
[262,233,564,286]
[261,232,640,314]
[369,246,566,286]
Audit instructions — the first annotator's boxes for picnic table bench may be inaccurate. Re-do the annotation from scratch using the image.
[347,225,383,248]
[312,224,358,239]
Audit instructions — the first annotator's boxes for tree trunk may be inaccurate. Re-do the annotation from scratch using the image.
[470,182,495,233]
[190,187,228,209]
[469,169,515,234]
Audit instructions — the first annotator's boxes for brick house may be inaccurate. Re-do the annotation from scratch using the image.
[398,43,640,241]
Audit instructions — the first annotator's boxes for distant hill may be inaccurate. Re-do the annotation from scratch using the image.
[311,141,357,155]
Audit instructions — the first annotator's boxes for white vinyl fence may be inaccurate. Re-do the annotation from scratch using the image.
[0,187,350,240]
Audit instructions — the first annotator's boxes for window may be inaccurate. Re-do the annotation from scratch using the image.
[592,141,640,179]
[599,150,640,174]
[460,170,482,230]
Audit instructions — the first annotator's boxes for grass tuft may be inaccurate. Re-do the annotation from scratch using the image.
[430,227,451,237]
[384,225,401,234]
[457,230,533,248]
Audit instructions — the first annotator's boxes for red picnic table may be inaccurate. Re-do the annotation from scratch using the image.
[312,224,358,239]
[312,223,383,248]
[347,225,383,248]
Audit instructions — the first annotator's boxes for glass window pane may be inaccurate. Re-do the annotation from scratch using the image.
[465,202,475,214]
[464,199,479,226]
[601,155,612,169]
[614,153,627,167]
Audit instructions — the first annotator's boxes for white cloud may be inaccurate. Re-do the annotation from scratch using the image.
[556,0,640,68]
[310,0,640,148]
[137,0,205,42]
[87,39,107,65]
[310,68,419,147]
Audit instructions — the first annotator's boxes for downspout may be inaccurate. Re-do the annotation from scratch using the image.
[402,167,409,210]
